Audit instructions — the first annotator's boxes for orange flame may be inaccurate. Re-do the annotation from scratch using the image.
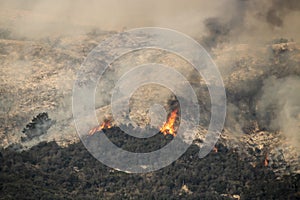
[264,153,269,167]
[88,120,112,135]
[213,146,218,153]
[160,109,178,137]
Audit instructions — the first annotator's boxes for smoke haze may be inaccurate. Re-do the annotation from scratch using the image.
[1,0,299,42]
[257,76,300,150]
[0,0,299,150]
[0,0,223,39]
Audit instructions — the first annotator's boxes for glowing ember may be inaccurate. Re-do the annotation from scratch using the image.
[160,109,178,137]
[88,120,112,135]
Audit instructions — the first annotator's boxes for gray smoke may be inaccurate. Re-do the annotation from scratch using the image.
[198,0,300,151]
[266,0,300,27]
[257,76,300,150]
[202,0,300,48]
[0,0,223,39]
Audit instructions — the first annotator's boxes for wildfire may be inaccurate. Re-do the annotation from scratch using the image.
[88,120,112,136]
[160,109,178,137]
[88,109,179,137]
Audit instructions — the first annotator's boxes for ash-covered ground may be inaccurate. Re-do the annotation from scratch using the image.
[1,0,300,199]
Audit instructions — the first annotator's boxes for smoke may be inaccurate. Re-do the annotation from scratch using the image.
[202,0,247,48]
[266,0,300,27]
[0,0,224,39]
[202,0,300,48]
[1,0,299,44]
[1,0,300,151]
[257,76,300,150]
[200,0,300,151]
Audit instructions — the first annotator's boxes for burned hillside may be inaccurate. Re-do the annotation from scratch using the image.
[1,0,300,199]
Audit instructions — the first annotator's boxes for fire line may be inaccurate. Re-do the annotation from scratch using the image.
[88,120,112,136]
[88,109,179,137]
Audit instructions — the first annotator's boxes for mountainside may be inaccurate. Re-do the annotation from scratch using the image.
[1,1,300,198]
[1,128,299,199]
[1,31,300,199]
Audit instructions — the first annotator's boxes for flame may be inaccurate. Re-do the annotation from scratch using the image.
[88,120,112,135]
[160,109,178,136]
[264,153,269,167]
[213,146,218,153]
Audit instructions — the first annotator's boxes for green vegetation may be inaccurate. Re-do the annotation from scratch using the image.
[1,129,299,199]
